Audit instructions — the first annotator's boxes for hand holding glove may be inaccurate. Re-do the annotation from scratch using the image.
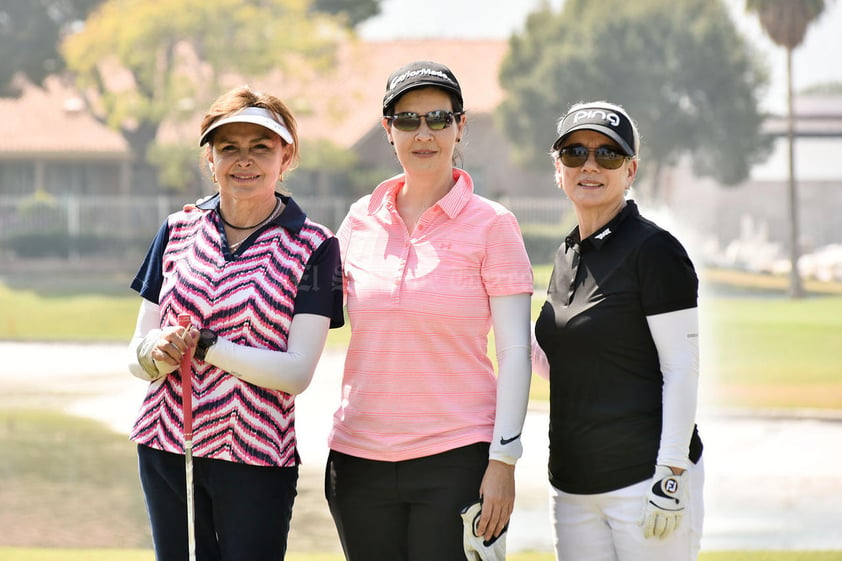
[641,465,688,539]
[134,324,197,381]
[460,501,507,561]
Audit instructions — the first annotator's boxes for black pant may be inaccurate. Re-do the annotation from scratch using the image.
[325,442,489,561]
[138,444,298,561]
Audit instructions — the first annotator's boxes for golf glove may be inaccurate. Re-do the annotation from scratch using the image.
[641,465,688,539]
[460,500,507,561]
[135,329,166,381]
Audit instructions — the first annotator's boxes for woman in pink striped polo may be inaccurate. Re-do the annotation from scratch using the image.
[325,60,534,561]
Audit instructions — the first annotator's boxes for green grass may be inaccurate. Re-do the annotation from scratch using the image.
[0,409,338,554]
[0,410,151,549]
[705,297,841,383]
[2,267,841,558]
[0,283,138,342]
[528,265,842,409]
[1,549,840,561]
[3,404,841,558]
[2,266,842,409]
[703,296,842,409]
[0,279,347,345]
[0,548,153,561]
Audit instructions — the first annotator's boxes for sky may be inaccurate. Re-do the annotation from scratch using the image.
[357,0,842,114]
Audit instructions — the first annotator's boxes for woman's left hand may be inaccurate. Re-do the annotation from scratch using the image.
[151,324,199,367]
[476,459,515,541]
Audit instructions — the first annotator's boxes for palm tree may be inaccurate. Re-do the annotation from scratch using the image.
[745,0,826,298]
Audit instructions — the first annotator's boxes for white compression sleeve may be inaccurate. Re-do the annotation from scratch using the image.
[204,313,331,395]
[531,322,550,380]
[647,307,700,469]
[127,298,176,381]
[488,293,533,465]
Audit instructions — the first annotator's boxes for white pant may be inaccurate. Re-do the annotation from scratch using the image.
[550,459,704,561]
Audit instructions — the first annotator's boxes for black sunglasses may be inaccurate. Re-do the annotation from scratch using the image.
[558,145,630,170]
[386,110,463,132]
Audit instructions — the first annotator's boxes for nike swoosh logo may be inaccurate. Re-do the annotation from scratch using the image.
[499,433,522,446]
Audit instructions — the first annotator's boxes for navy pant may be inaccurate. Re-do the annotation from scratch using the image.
[138,444,298,561]
[325,442,489,561]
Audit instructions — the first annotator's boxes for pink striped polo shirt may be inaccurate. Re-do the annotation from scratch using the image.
[329,168,533,462]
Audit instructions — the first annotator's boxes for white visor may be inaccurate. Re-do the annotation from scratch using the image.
[199,106,293,146]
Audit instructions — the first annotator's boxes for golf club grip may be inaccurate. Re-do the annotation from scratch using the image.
[177,314,193,439]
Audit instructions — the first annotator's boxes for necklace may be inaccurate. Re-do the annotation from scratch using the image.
[218,199,279,230]
[223,198,285,253]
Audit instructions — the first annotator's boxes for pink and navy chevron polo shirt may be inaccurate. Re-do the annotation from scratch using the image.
[130,194,344,467]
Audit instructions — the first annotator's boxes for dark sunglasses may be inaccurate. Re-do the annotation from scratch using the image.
[386,110,463,132]
[558,145,630,170]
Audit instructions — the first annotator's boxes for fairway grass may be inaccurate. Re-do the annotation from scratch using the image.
[3,267,842,410]
[527,270,842,410]
[1,548,841,561]
[3,410,841,559]
[0,410,150,549]
[0,283,137,342]
[702,296,842,409]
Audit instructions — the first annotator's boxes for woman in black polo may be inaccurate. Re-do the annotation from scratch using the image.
[534,101,704,561]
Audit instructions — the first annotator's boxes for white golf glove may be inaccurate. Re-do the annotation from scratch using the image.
[460,501,507,561]
[641,465,688,539]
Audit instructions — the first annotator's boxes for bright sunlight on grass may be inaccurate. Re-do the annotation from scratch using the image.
[2,548,842,561]
[0,283,138,342]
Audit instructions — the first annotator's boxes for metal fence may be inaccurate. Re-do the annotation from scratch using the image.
[0,194,571,260]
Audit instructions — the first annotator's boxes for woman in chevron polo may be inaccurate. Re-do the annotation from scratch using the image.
[126,85,344,561]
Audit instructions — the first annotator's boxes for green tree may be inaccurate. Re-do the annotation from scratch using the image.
[61,0,347,194]
[311,0,381,27]
[498,0,770,202]
[746,0,827,299]
[802,81,842,95]
[0,0,103,96]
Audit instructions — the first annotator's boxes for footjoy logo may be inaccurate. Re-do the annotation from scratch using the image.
[573,109,621,127]
[389,68,455,90]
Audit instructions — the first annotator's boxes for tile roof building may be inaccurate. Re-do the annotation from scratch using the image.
[1,39,840,260]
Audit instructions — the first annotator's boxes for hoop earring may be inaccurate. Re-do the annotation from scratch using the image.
[212,173,218,184]
[278,172,284,183]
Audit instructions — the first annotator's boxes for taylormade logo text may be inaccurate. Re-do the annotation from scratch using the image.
[389,68,455,90]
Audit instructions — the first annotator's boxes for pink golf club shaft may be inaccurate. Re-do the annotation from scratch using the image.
[178,314,193,438]
[177,314,196,561]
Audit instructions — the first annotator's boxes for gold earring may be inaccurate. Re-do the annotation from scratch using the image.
[278,172,284,183]
[212,173,218,183]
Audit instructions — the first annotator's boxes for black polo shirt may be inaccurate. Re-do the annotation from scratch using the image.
[535,200,702,494]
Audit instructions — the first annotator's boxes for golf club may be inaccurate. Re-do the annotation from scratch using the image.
[178,314,196,561]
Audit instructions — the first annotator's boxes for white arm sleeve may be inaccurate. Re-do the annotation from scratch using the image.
[531,322,550,380]
[204,313,331,395]
[488,293,533,465]
[647,307,700,469]
[127,298,176,381]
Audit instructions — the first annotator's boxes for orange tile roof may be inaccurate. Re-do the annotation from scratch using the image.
[0,76,129,159]
[0,40,508,157]
[253,39,509,148]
